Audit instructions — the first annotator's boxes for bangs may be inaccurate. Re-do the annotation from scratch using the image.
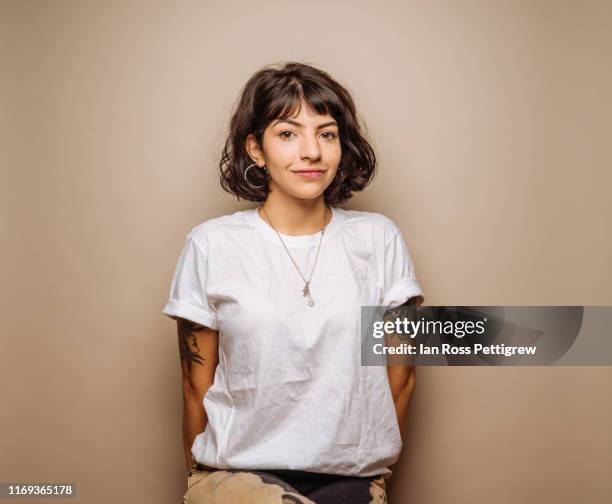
[263,79,343,124]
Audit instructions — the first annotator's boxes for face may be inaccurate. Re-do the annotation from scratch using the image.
[246,100,342,202]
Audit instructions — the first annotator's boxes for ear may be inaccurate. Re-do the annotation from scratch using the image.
[245,134,265,167]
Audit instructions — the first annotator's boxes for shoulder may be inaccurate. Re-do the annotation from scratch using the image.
[336,207,400,246]
[186,208,252,252]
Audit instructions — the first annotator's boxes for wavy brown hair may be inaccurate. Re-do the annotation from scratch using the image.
[219,62,377,205]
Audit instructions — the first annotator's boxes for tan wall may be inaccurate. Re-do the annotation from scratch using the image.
[1,1,610,503]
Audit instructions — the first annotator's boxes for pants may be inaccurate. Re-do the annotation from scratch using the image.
[184,464,387,504]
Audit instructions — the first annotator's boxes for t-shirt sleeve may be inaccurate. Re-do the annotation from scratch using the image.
[161,235,219,331]
[381,228,425,308]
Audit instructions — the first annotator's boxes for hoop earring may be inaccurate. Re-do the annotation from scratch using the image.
[244,163,269,189]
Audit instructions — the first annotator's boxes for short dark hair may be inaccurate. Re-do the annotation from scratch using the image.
[219,62,377,205]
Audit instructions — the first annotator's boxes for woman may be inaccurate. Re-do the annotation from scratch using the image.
[162,62,425,504]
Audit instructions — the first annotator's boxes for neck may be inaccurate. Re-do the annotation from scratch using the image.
[259,194,330,236]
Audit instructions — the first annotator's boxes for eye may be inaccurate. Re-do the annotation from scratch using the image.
[279,130,295,139]
[321,131,338,140]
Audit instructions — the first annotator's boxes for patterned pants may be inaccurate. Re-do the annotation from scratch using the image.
[184,464,387,504]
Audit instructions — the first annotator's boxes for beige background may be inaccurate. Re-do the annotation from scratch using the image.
[1,1,611,503]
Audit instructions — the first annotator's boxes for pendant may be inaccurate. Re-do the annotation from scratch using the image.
[302,281,315,307]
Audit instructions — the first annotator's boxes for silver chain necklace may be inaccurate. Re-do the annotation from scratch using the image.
[260,205,330,307]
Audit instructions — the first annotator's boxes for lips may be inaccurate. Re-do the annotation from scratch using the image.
[292,169,326,179]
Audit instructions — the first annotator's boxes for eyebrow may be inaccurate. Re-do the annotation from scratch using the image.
[272,119,338,129]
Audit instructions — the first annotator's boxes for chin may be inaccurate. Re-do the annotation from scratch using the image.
[287,187,328,201]
[272,177,332,201]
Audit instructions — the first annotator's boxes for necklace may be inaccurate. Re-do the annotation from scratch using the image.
[260,205,330,307]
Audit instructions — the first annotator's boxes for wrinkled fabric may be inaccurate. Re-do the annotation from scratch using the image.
[163,206,425,478]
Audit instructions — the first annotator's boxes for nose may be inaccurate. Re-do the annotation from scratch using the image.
[299,132,322,162]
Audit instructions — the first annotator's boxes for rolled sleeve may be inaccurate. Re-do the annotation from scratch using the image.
[161,235,219,331]
[381,228,425,308]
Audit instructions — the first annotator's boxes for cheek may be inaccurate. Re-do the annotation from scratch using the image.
[267,140,297,166]
[325,143,342,165]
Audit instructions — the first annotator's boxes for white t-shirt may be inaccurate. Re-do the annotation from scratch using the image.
[162,206,425,478]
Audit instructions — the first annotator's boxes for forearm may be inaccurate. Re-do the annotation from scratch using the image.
[384,297,420,444]
[182,392,208,471]
[386,368,416,480]
[388,369,416,444]
[176,318,219,472]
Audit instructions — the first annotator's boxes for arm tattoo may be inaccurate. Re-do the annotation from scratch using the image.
[384,297,421,366]
[383,296,420,323]
[177,318,207,372]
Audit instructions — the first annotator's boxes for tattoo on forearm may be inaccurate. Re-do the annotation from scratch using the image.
[177,319,206,372]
